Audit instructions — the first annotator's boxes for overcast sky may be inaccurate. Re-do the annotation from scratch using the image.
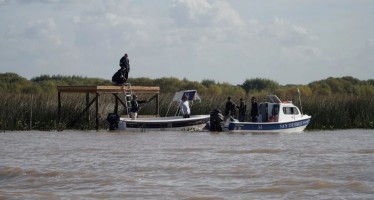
[0,0,373,85]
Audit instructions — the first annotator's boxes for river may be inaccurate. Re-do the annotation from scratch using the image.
[0,130,373,199]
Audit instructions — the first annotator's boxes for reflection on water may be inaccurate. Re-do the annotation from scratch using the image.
[1,130,374,199]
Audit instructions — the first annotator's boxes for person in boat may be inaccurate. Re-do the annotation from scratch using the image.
[250,96,258,122]
[119,53,130,82]
[112,65,127,85]
[130,95,139,120]
[180,95,191,118]
[237,98,246,122]
[225,96,236,119]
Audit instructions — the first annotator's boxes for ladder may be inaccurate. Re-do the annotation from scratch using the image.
[123,83,132,118]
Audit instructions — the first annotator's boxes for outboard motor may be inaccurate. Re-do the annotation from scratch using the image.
[106,113,120,130]
[210,109,224,131]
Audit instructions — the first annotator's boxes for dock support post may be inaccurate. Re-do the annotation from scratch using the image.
[156,93,159,116]
[114,94,118,114]
[95,93,99,130]
[58,92,61,123]
[86,93,90,123]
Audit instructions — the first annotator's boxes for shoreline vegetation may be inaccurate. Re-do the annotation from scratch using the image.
[0,73,373,131]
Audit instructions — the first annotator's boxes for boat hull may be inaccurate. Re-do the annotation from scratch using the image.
[118,115,210,131]
[226,117,311,133]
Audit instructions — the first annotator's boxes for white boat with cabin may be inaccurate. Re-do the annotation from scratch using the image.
[210,95,311,133]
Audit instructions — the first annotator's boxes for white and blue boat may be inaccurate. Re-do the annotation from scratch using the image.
[216,95,311,133]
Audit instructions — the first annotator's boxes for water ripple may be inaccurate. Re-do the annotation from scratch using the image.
[0,130,373,199]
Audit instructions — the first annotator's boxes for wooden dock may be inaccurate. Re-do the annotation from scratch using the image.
[57,85,160,130]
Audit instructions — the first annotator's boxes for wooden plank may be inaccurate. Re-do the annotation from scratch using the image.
[69,95,97,127]
[95,93,99,130]
[57,85,160,93]
[86,93,90,123]
[58,92,61,122]
[96,86,160,93]
[114,95,118,114]
[57,86,98,93]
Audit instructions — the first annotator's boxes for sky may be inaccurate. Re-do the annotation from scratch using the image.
[0,0,373,85]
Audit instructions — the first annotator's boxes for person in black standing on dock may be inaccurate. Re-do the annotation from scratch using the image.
[119,53,130,82]
[251,96,258,122]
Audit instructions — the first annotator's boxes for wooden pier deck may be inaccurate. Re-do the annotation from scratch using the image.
[57,85,160,130]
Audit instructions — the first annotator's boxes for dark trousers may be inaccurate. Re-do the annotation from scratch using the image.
[239,114,245,122]
[125,70,129,82]
[251,115,257,122]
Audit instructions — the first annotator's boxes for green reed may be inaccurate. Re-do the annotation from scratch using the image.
[301,95,374,130]
[0,93,373,130]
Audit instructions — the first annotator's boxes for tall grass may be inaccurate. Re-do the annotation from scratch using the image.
[0,93,373,130]
[302,95,374,130]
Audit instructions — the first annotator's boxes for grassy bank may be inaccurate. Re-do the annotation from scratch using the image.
[0,93,373,131]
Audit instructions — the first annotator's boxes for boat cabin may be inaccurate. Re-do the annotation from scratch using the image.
[258,95,303,123]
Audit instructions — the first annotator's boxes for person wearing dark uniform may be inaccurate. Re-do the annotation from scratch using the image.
[119,53,130,82]
[130,95,139,120]
[225,96,236,118]
[237,98,246,122]
[111,66,126,85]
[251,97,258,122]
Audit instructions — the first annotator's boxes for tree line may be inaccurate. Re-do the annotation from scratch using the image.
[1,72,373,97]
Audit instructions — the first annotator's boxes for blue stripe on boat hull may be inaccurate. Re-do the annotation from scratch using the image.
[228,118,311,131]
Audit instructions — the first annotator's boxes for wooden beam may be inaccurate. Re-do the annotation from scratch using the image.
[58,92,61,123]
[69,96,97,127]
[156,93,159,116]
[114,95,118,114]
[57,85,160,94]
[112,93,127,108]
[137,94,157,114]
[57,86,99,93]
[95,93,99,130]
[86,93,90,123]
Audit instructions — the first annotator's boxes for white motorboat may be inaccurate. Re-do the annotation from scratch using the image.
[209,94,311,133]
[114,90,210,131]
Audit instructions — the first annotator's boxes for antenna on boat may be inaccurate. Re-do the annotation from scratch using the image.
[297,88,303,115]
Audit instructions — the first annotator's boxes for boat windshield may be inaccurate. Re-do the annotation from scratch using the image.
[267,95,281,103]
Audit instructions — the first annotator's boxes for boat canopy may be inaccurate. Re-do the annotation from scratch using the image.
[171,90,201,102]
[166,90,201,116]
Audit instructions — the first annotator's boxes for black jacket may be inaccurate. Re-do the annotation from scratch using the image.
[112,69,126,85]
[130,99,139,112]
[119,56,130,71]
[251,102,258,116]
[225,100,236,116]
[237,102,246,115]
